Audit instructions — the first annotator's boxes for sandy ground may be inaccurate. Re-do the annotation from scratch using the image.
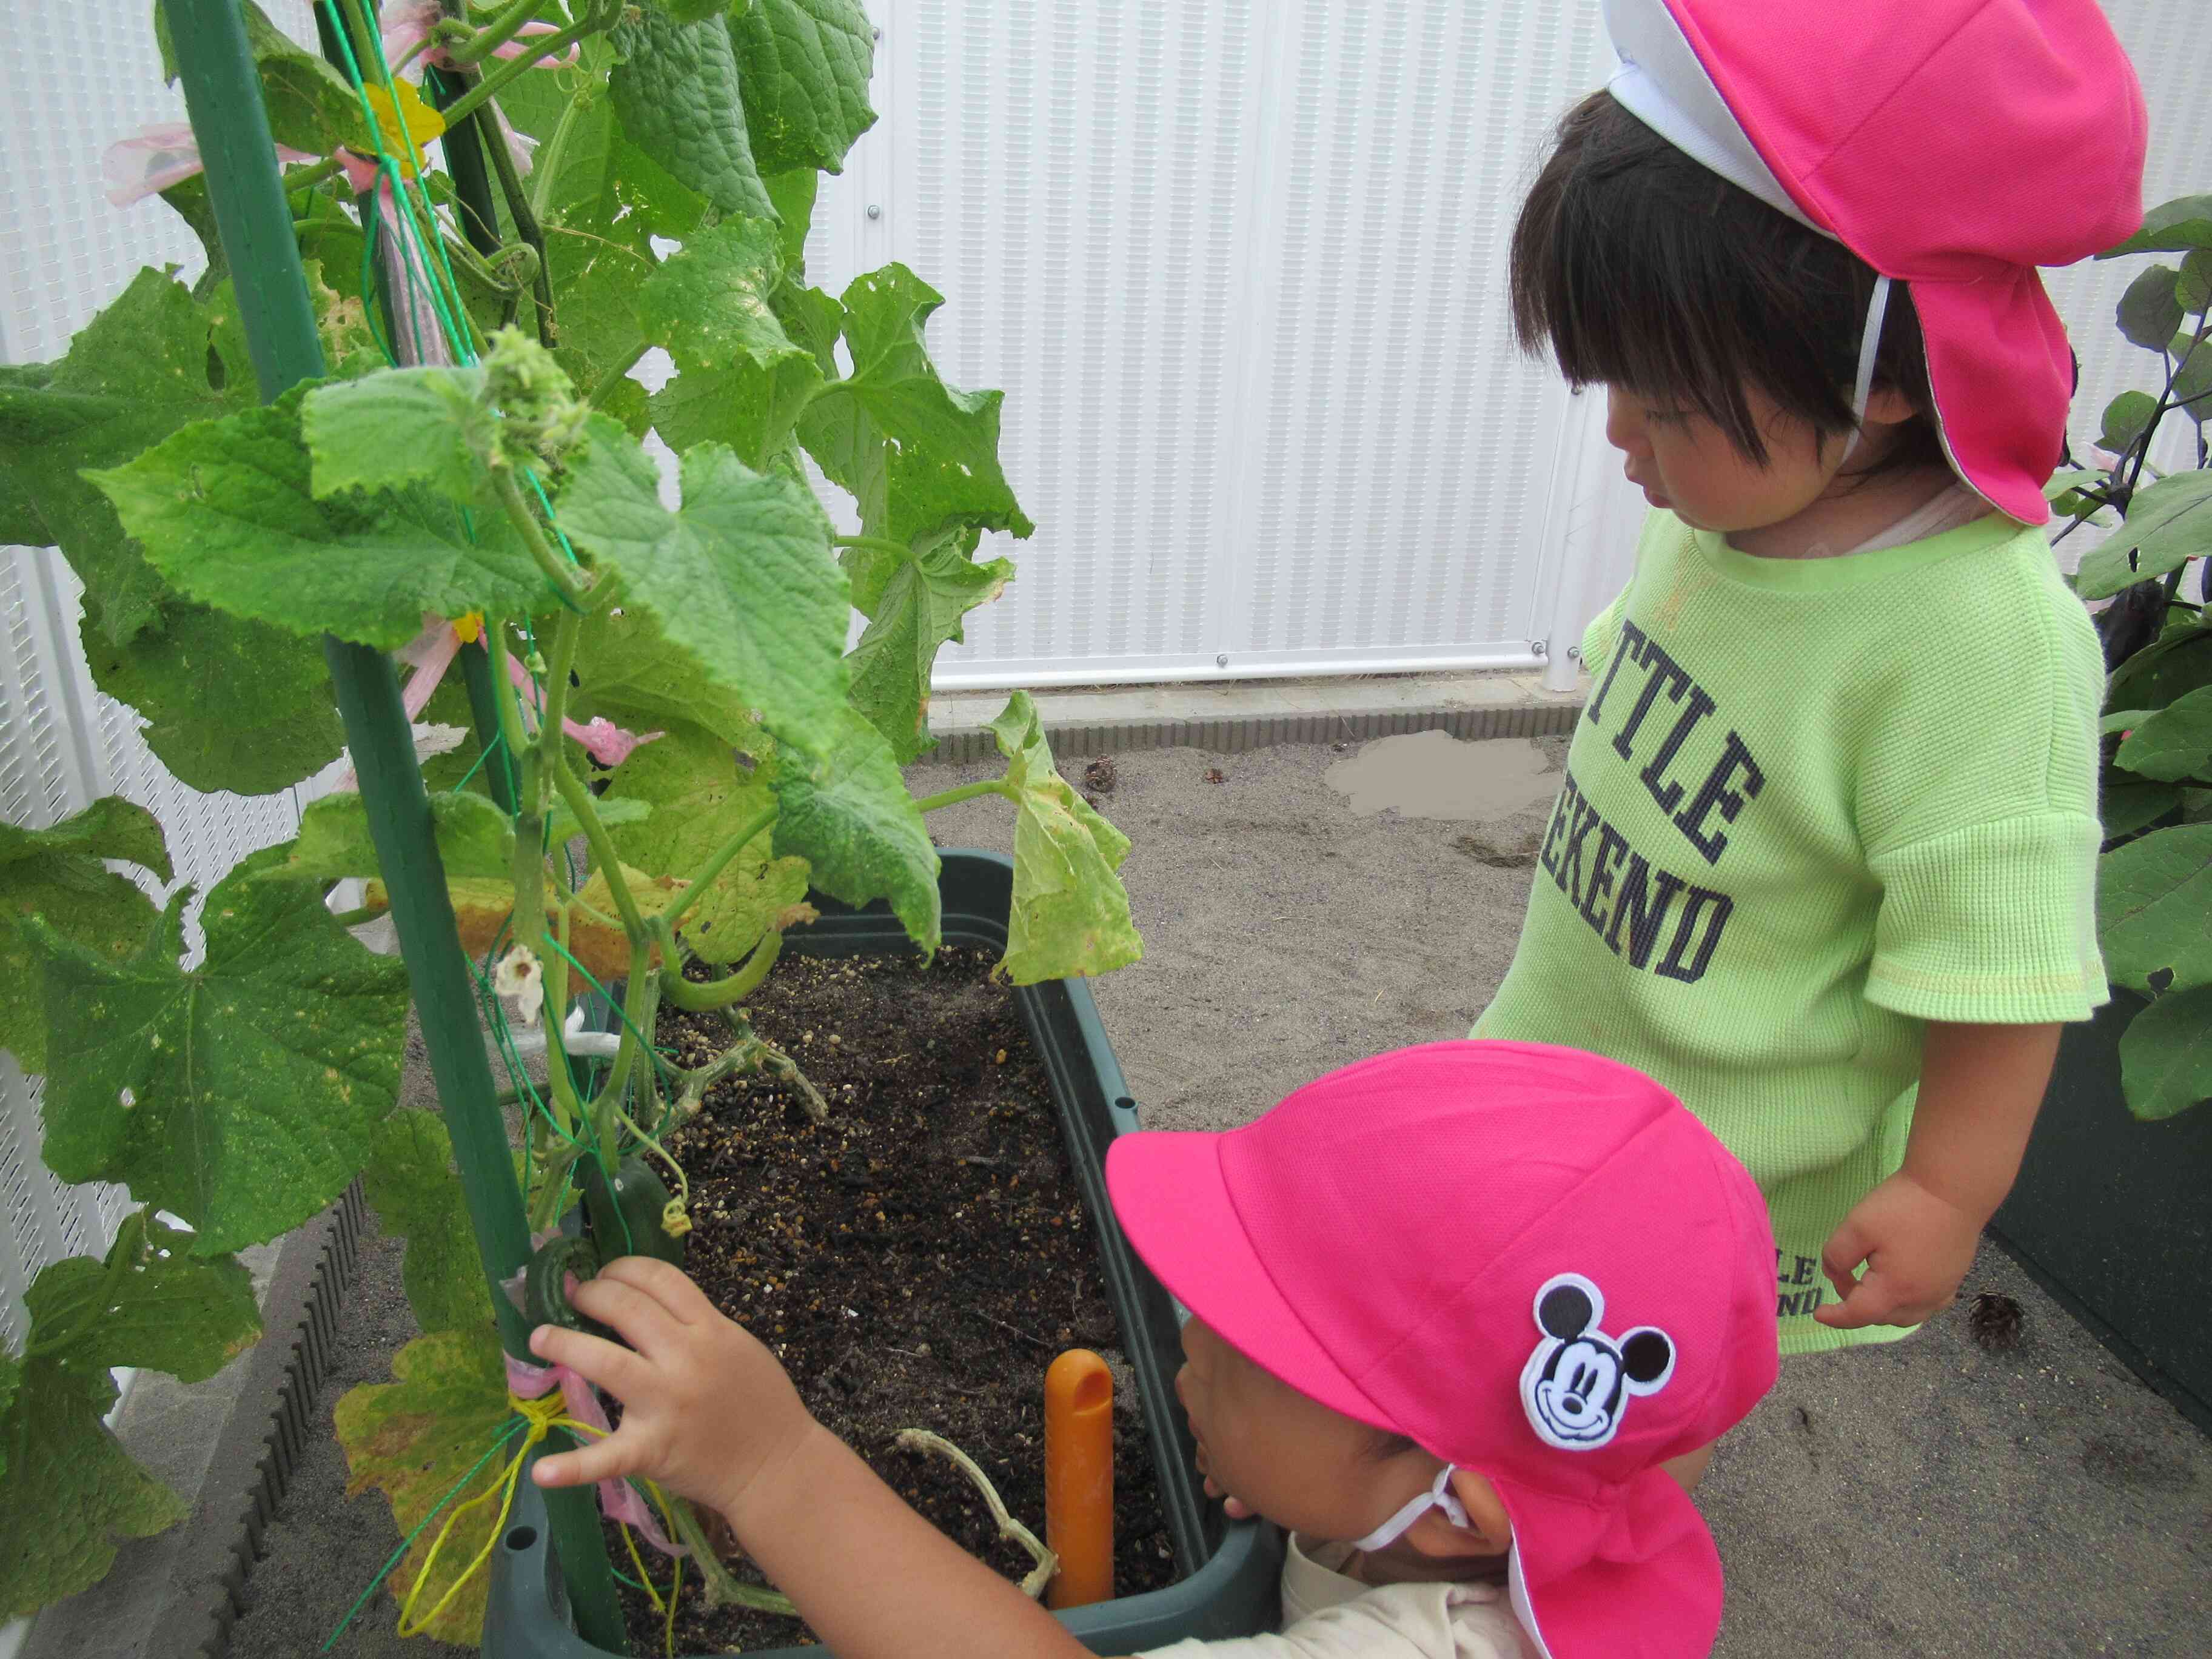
[181,732,2210,1658]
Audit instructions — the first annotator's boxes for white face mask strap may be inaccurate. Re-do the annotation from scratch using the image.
[1349,1463,1471,1553]
[1840,273,1894,464]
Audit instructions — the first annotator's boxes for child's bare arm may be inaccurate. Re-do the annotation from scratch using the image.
[528,1258,1097,1659]
[1816,1021,2060,1331]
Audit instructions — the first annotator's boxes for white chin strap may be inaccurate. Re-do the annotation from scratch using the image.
[1840,274,1894,465]
[1350,1464,1470,1553]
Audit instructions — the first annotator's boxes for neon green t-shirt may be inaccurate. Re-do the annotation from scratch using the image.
[1473,509,2108,1353]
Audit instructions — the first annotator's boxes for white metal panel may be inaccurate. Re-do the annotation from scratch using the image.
[837,1,1609,687]
[0,0,323,1361]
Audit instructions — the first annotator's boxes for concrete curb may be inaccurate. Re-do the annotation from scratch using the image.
[183,1182,367,1659]
[919,686,1582,765]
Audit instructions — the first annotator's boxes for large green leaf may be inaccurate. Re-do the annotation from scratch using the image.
[2108,623,2212,714]
[79,602,345,797]
[848,537,1014,763]
[639,218,824,468]
[0,269,254,646]
[2102,778,2184,840]
[2103,196,2212,259]
[729,0,877,176]
[801,266,1035,546]
[985,694,1141,983]
[24,1213,260,1384]
[2119,984,2212,1120]
[2074,472,2212,601]
[649,349,824,472]
[554,415,848,758]
[335,1327,511,1646]
[605,721,810,963]
[608,8,776,221]
[568,605,763,750]
[2117,266,2185,351]
[2115,686,2212,783]
[2179,250,2212,316]
[0,1356,184,1618]
[360,1112,494,1335]
[301,366,495,506]
[272,790,516,883]
[2168,331,2212,418]
[90,383,549,651]
[0,798,168,1074]
[637,218,801,373]
[30,845,409,1254]
[771,708,940,954]
[2098,823,2212,992]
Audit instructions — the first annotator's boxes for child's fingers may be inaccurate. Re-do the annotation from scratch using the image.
[566,1274,691,1356]
[595,1255,719,1324]
[532,1429,638,1492]
[529,1321,657,1397]
[1820,1223,1870,1305]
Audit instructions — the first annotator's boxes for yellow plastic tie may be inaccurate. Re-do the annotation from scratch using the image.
[394,1390,679,1640]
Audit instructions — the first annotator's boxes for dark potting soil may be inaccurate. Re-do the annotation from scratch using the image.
[607,947,1178,1654]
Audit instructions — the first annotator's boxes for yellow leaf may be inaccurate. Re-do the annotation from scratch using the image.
[363,865,691,983]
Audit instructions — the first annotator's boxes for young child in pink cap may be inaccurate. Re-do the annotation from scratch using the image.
[529,1042,1781,1658]
[1473,0,2149,1416]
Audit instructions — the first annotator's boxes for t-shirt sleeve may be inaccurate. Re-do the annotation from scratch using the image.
[1855,550,2110,1025]
[1865,813,2106,1022]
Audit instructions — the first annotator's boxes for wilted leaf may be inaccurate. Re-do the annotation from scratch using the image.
[986,693,1141,982]
[801,265,1034,546]
[847,536,1013,762]
[335,1327,511,1645]
[384,865,688,983]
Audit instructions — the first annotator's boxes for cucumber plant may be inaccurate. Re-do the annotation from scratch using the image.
[0,1,1139,1633]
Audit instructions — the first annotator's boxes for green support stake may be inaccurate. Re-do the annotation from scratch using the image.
[160,3,626,1647]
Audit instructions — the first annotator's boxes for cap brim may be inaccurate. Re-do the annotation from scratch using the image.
[1105,1131,1396,1430]
[1494,1469,1722,1659]
[1911,273,2072,526]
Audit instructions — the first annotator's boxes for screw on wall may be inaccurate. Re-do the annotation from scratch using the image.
[866,204,883,220]
[1531,639,1550,659]
[1566,645,1583,662]
[1215,653,1230,669]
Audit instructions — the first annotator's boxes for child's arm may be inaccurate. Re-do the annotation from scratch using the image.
[529,1258,1102,1659]
[1815,1021,2060,1331]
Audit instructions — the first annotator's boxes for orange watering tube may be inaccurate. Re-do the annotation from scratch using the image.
[1044,1349,1115,1609]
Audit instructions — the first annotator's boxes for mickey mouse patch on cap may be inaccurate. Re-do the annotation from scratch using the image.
[1520,1273,1675,1452]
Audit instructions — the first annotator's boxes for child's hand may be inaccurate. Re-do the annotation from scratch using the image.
[528,1256,814,1520]
[1815,1172,1982,1330]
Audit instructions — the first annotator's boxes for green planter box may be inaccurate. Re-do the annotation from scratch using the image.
[1992,992,2212,1433]
[486,851,1284,1658]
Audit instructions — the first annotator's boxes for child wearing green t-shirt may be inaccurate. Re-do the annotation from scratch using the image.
[1471,0,2147,1447]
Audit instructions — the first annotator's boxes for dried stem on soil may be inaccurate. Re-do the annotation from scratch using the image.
[895,1429,1058,1600]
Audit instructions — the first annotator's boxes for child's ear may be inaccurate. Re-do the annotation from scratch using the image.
[1860,385,1922,428]
[1405,1469,1514,1558]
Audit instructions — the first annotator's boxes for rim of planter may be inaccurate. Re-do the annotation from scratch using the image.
[484,850,1285,1658]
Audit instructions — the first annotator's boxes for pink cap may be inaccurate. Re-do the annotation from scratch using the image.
[1106,1042,1778,1659]
[1603,0,2147,523]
